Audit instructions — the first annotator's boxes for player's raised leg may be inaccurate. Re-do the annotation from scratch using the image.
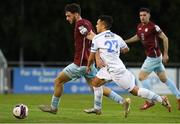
[130,85,171,112]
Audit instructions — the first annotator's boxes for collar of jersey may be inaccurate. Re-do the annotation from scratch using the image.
[93,30,111,40]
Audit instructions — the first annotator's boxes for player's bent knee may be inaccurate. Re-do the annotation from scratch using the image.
[130,86,139,96]
[92,80,99,87]
[54,77,64,86]
[160,78,167,83]
[92,78,104,87]
[91,82,99,87]
[138,78,143,81]
[138,75,145,81]
[54,72,70,85]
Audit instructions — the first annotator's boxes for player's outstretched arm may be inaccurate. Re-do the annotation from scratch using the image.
[125,35,140,43]
[158,32,169,63]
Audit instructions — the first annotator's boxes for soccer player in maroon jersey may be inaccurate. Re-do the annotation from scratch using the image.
[125,7,180,110]
[39,3,124,115]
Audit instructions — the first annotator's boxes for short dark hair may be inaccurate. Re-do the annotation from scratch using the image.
[98,15,113,29]
[139,7,151,13]
[65,3,81,15]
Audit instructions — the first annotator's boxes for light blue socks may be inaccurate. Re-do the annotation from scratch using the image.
[141,79,152,90]
[108,91,124,104]
[165,79,180,99]
[138,87,162,103]
[51,95,60,110]
[93,87,103,110]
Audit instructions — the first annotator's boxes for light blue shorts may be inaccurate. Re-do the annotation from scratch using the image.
[63,63,97,80]
[141,55,165,73]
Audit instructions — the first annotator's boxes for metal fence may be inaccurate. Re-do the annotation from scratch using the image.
[0,49,8,93]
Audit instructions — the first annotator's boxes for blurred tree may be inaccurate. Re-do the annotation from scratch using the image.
[0,0,179,63]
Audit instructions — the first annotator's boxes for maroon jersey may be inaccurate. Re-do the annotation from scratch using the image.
[136,21,162,57]
[73,19,94,66]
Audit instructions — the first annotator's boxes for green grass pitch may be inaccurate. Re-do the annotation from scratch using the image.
[0,94,180,123]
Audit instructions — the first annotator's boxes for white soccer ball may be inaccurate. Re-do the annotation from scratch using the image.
[13,104,28,119]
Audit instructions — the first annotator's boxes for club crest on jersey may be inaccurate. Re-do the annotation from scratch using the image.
[145,28,148,32]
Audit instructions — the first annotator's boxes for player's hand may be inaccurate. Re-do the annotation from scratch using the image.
[163,53,169,64]
[86,67,91,74]
[120,47,129,54]
[86,30,95,40]
[95,58,106,68]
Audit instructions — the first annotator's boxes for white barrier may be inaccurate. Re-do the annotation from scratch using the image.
[129,68,177,94]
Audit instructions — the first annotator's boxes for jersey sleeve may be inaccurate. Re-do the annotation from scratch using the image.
[91,38,98,53]
[78,22,91,37]
[119,37,128,49]
[154,25,162,34]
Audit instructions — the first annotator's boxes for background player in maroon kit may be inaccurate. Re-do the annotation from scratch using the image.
[39,3,124,114]
[125,7,180,110]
